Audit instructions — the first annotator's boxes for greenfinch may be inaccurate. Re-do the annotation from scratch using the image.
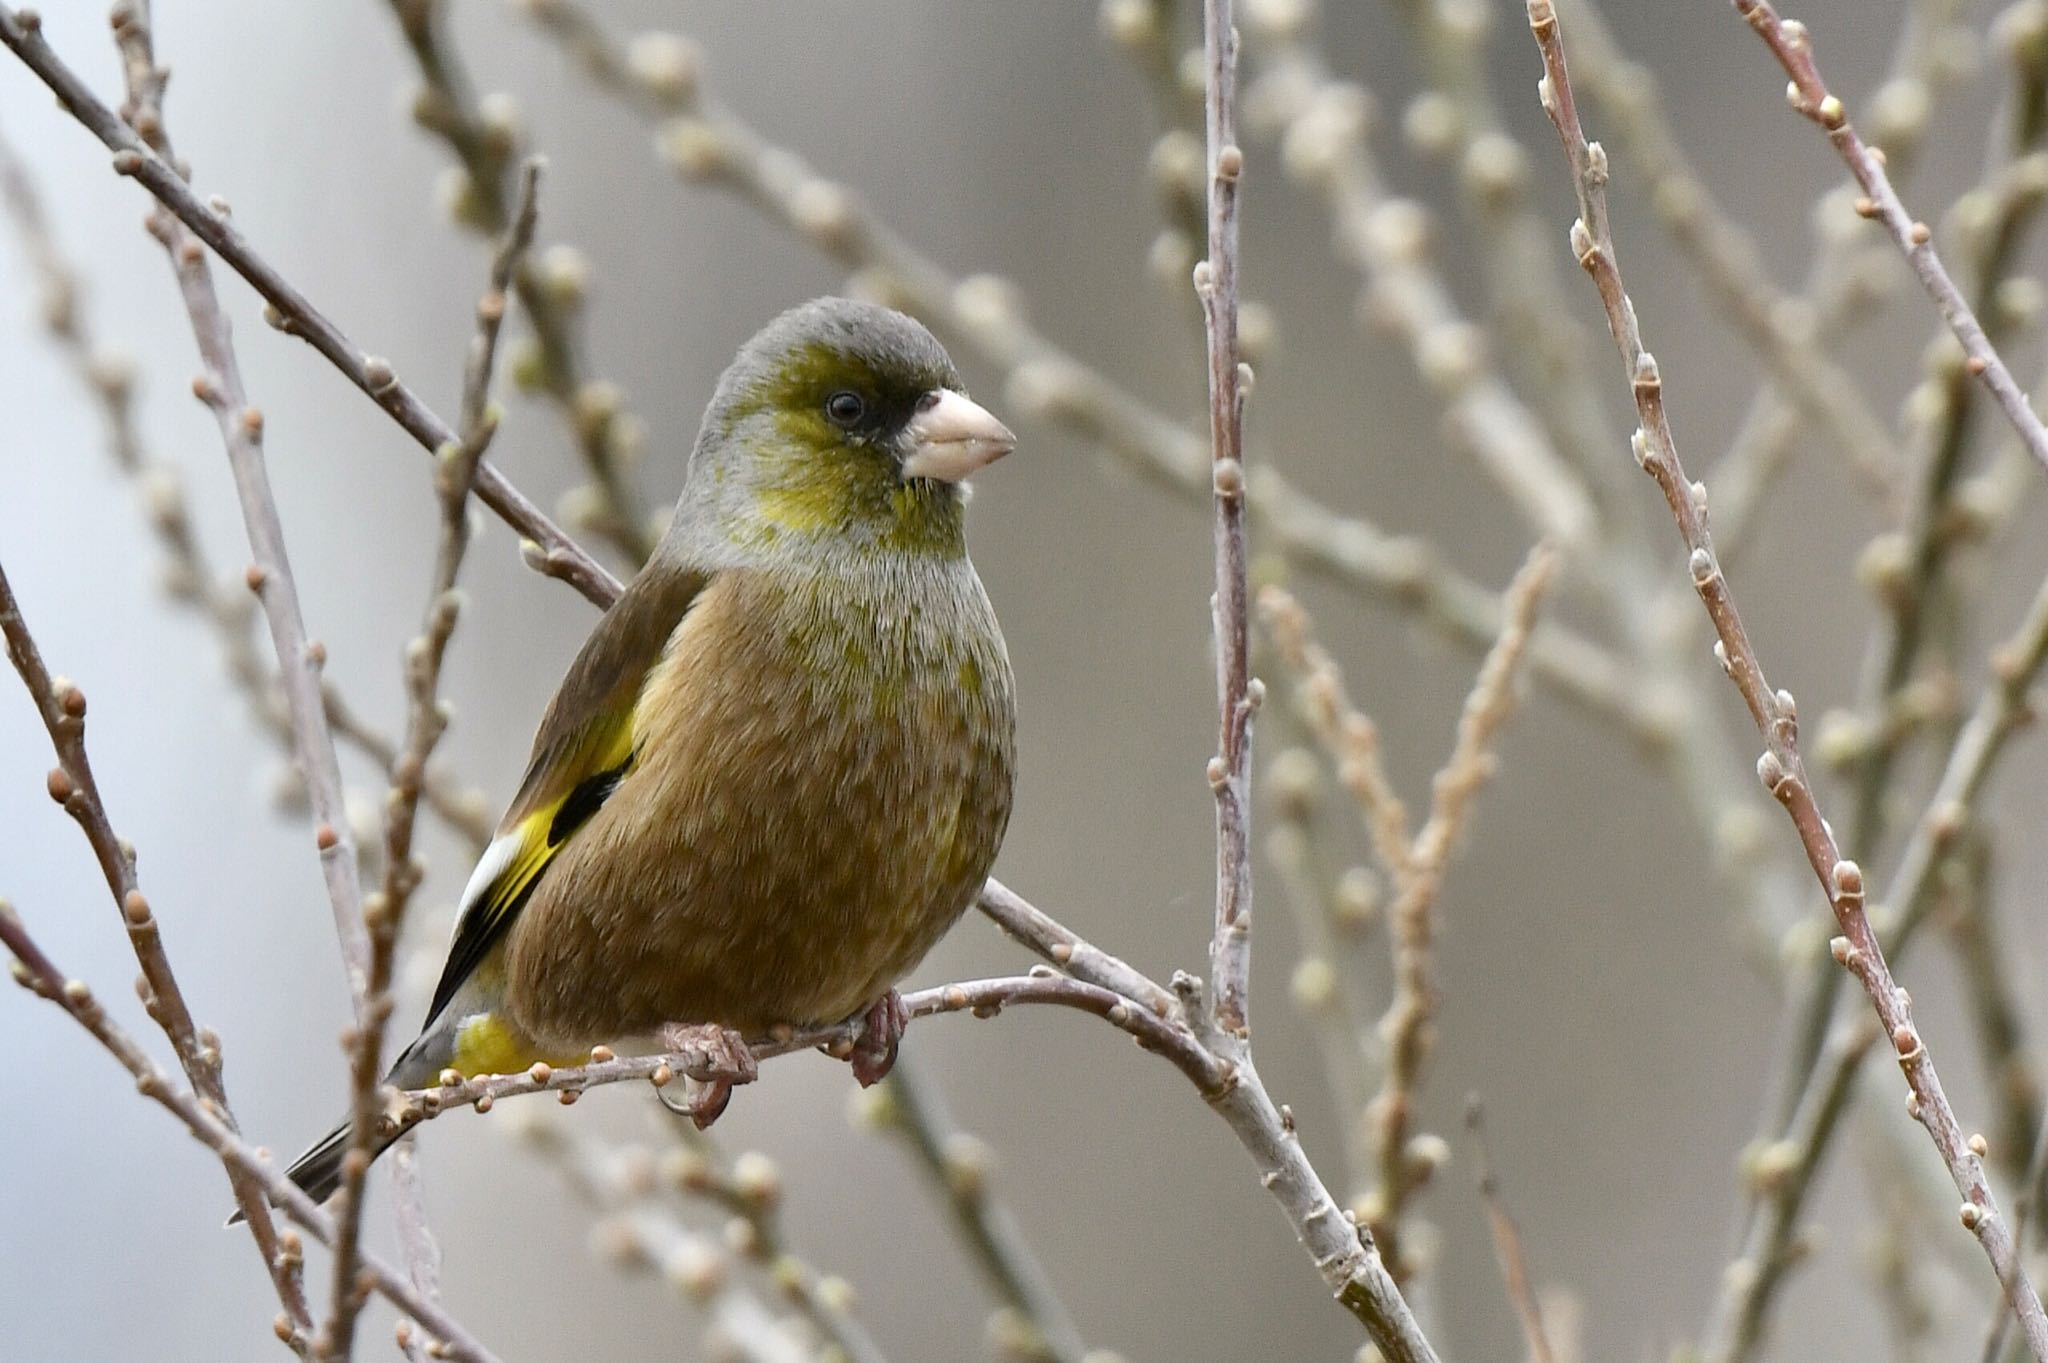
[276,297,1018,1208]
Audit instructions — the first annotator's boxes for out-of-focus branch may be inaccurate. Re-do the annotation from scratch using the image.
[1241,19,1597,550]
[324,159,542,1363]
[0,900,504,1363]
[0,559,311,1349]
[1371,0,1637,533]
[382,0,655,564]
[1734,0,2048,480]
[1366,543,1556,1277]
[1527,4,2048,1355]
[1242,0,1806,976]
[1706,1020,1879,1360]
[516,1122,815,1363]
[1465,1098,1558,1363]
[868,1061,1093,1363]
[508,0,1666,745]
[1197,0,1255,1041]
[0,5,623,610]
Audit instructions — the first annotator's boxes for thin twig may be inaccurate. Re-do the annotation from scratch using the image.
[1527,4,2048,1355]
[1709,565,2048,1357]
[1551,0,1903,504]
[0,6,622,609]
[380,974,1225,1135]
[1733,0,2048,480]
[0,558,312,1349]
[1366,543,1557,1276]
[0,901,504,1363]
[1465,1098,1558,1363]
[323,159,543,1363]
[0,115,493,860]
[1198,0,1255,1042]
[1258,588,1413,879]
[107,0,374,1012]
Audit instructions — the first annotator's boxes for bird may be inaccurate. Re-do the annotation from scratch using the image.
[267,297,1018,1213]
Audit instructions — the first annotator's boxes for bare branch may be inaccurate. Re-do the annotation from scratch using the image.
[1732,0,2048,481]
[324,158,544,1363]
[0,900,504,1363]
[0,558,311,1347]
[1198,0,1255,1042]
[1465,1098,1558,1363]
[0,6,623,610]
[1526,3,2048,1354]
[1368,542,1557,1274]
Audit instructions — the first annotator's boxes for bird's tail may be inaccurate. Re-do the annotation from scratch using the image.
[226,1031,446,1227]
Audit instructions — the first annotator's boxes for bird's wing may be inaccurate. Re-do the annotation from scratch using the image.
[424,564,710,1025]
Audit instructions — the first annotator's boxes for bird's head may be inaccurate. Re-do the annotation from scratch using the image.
[684,297,1015,558]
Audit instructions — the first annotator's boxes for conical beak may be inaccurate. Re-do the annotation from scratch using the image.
[900,389,1016,483]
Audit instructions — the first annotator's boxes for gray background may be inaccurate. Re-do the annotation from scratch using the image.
[2,2,2040,1361]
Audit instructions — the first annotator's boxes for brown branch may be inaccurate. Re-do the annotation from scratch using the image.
[378,975,1224,1135]
[1259,589,1414,877]
[1709,563,2048,1358]
[1465,1098,1558,1363]
[323,159,543,1363]
[1526,3,2048,1356]
[1551,0,1903,505]
[0,558,311,1348]
[1733,0,2048,481]
[0,901,504,1363]
[0,6,623,611]
[1198,0,1255,1042]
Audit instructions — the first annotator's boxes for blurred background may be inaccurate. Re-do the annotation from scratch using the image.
[4,1,2046,1360]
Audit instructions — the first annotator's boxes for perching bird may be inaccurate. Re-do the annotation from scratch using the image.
[274,297,1018,1210]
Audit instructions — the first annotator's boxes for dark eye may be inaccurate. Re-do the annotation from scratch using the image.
[826,391,866,427]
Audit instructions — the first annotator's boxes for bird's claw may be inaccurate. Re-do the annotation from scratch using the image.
[848,990,910,1088]
[656,1022,758,1129]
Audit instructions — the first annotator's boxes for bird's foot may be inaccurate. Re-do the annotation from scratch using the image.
[656,1022,758,1129]
[848,989,910,1088]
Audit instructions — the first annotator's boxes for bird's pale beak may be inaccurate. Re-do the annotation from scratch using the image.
[900,389,1016,483]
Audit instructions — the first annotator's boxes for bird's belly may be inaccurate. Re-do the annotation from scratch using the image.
[502,567,1014,1048]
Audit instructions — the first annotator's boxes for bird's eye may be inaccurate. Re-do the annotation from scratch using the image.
[826,391,866,427]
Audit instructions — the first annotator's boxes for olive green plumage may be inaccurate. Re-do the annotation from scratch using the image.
[277,298,1017,1209]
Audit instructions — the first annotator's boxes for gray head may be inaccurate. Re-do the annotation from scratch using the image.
[669,298,1016,561]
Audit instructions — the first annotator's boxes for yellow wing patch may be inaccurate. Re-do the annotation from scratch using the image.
[424,721,638,1026]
